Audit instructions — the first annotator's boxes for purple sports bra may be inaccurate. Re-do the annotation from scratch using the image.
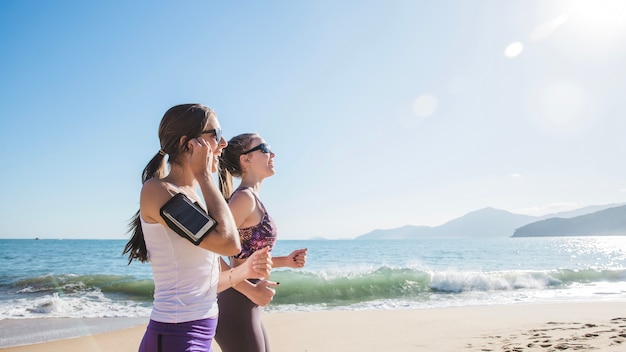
[231,187,278,259]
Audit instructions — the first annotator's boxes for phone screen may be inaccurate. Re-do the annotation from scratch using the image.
[167,200,208,235]
[160,193,217,244]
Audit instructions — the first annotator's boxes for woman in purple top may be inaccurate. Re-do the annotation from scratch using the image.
[216,133,307,352]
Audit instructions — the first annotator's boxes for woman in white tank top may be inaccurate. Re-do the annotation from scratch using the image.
[124,104,273,352]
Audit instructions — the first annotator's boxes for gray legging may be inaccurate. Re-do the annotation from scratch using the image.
[215,286,270,352]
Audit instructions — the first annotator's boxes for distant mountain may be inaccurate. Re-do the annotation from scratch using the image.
[357,225,432,240]
[512,205,626,237]
[429,207,536,238]
[356,207,537,240]
[537,203,626,220]
[355,203,626,240]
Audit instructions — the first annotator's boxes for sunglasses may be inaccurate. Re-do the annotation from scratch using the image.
[200,128,222,143]
[241,143,271,155]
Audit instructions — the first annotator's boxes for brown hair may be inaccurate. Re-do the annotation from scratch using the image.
[123,104,215,264]
[218,133,258,201]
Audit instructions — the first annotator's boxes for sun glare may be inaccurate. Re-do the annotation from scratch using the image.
[565,0,626,36]
[412,94,438,117]
[555,0,626,59]
[527,80,591,136]
[396,94,439,129]
[529,14,569,42]
[504,42,524,58]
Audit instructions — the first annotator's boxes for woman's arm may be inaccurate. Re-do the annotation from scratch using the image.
[217,247,273,293]
[272,248,308,268]
[194,172,240,255]
[220,255,279,306]
[187,138,240,255]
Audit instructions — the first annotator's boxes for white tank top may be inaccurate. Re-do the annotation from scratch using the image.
[141,215,220,323]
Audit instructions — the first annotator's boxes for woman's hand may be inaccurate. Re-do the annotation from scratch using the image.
[243,246,273,279]
[286,248,307,268]
[245,280,280,306]
[187,137,213,177]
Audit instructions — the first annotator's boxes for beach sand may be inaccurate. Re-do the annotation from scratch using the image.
[1,302,625,351]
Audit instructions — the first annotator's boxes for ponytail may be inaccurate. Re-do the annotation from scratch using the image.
[218,163,234,201]
[123,210,146,264]
[123,151,167,264]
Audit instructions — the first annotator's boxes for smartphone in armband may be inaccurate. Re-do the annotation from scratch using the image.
[159,192,218,245]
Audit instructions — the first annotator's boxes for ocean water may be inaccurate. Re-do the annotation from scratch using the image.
[1,237,626,320]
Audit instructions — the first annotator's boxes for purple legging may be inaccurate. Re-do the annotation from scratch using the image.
[138,317,217,352]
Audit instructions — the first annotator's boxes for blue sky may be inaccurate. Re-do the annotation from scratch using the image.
[1,0,626,240]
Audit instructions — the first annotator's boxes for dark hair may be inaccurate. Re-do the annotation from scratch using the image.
[218,133,258,200]
[123,104,216,264]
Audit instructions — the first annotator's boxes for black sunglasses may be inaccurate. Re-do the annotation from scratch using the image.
[241,143,271,155]
[200,128,222,143]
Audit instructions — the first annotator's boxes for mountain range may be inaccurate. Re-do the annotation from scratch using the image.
[355,203,626,240]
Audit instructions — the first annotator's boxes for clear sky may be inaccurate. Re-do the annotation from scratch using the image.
[1,0,625,240]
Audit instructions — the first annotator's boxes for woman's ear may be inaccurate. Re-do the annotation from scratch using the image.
[239,154,249,165]
[180,135,189,152]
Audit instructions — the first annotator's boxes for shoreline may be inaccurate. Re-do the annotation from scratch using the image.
[1,301,626,351]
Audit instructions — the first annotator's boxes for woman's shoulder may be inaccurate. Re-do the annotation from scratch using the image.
[139,179,174,223]
[228,187,257,214]
[140,179,175,204]
[142,178,170,193]
[230,187,255,204]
